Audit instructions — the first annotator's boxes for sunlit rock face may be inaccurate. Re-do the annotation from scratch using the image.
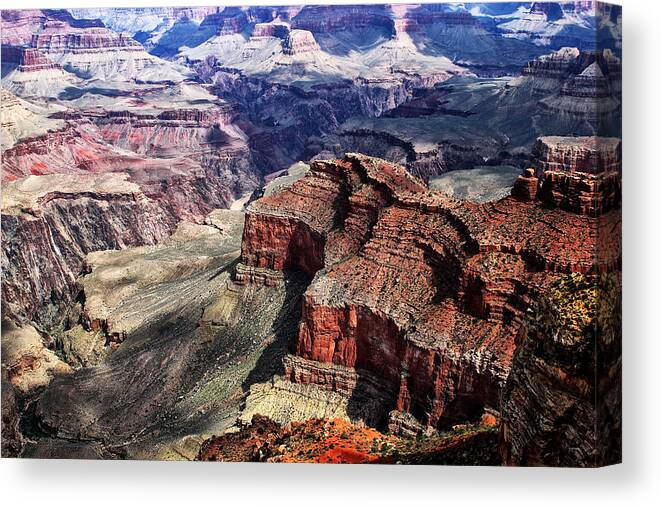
[239,151,620,433]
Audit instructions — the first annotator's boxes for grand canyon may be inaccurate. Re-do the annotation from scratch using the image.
[1,2,621,466]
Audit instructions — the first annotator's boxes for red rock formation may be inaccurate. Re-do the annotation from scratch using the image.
[197,415,499,465]
[511,168,539,201]
[239,149,621,432]
[1,46,61,71]
[538,170,621,216]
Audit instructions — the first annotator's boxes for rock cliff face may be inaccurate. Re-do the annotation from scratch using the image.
[282,30,321,56]
[523,47,621,107]
[252,22,290,39]
[201,9,250,36]
[1,46,60,71]
[238,149,621,433]
[291,5,395,35]
[523,47,582,83]
[533,136,621,216]
[500,273,621,466]
[534,135,621,174]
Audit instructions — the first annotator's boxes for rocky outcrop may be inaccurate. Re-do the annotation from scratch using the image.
[500,273,621,466]
[523,48,621,105]
[511,168,539,201]
[282,30,320,56]
[397,6,480,34]
[538,170,621,216]
[540,60,620,120]
[534,136,621,174]
[31,30,143,52]
[523,47,581,82]
[252,23,290,39]
[523,47,622,100]
[531,136,621,216]
[239,151,621,433]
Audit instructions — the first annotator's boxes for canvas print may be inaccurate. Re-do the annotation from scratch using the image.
[0,2,621,466]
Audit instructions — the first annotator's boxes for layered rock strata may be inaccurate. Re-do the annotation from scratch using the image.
[534,135,621,174]
[2,9,187,82]
[238,151,621,432]
[523,47,621,101]
[1,9,104,46]
[282,30,321,56]
[1,173,176,325]
[1,45,80,97]
[291,5,395,35]
[533,136,621,216]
